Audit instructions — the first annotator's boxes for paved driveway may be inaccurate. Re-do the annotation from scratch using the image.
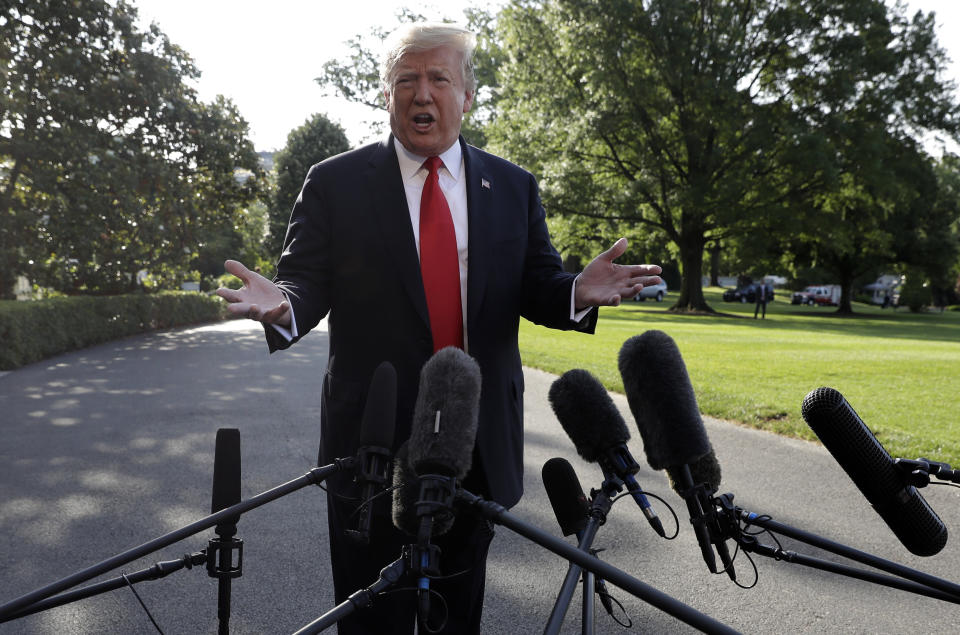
[1,320,958,633]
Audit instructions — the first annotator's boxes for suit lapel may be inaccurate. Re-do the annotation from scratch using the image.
[463,139,493,331]
[366,136,430,331]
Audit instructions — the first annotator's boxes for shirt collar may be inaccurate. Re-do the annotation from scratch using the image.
[394,136,463,183]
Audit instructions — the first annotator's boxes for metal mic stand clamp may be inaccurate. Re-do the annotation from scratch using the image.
[206,536,243,583]
[894,458,960,487]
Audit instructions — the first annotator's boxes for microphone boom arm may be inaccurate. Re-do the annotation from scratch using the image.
[712,493,960,602]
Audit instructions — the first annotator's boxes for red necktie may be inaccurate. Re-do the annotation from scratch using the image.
[419,156,463,352]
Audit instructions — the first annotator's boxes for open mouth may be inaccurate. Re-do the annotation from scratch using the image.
[413,113,435,129]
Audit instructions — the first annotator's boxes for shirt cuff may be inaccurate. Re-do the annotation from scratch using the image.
[269,295,298,341]
[570,275,593,323]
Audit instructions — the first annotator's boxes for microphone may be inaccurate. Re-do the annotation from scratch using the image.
[209,428,243,633]
[542,457,590,537]
[211,428,242,532]
[542,458,616,618]
[801,386,947,557]
[391,347,482,631]
[548,369,665,537]
[618,330,734,580]
[405,347,481,479]
[346,361,397,544]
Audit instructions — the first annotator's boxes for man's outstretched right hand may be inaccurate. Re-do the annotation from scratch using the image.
[216,260,292,327]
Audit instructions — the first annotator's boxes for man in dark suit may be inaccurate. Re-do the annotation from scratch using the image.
[754,281,770,319]
[217,22,661,634]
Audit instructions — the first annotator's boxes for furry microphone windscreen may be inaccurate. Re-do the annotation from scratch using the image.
[391,442,457,537]
[665,452,722,496]
[618,330,713,471]
[406,347,482,479]
[547,369,631,463]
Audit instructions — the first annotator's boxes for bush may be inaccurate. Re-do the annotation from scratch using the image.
[899,272,932,313]
[0,292,228,370]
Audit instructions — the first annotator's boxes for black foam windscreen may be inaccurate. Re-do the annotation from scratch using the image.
[542,457,590,537]
[211,428,241,530]
[802,386,947,557]
[359,361,397,449]
[618,330,712,471]
[407,347,482,478]
[547,369,630,463]
[391,442,456,537]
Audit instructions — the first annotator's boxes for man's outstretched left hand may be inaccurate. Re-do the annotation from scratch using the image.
[574,238,662,310]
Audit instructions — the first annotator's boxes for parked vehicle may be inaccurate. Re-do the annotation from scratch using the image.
[722,283,772,303]
[791,285,840,306]
[633,280,668,302]
[813,285,842,306]
[864,274,903,307]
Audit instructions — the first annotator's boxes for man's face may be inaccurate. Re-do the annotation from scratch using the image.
[385,45,474,157]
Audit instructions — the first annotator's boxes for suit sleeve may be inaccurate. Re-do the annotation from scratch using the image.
[519,172,597,334]
[266,164,334,352]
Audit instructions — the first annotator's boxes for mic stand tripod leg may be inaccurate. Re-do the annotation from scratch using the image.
[291,555,408,635]
[542,483,612,635]
[581,567,595,635]
[543,519,602,635]
[455,489,739,635]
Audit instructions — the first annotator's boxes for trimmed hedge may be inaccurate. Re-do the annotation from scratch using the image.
[0,292,229,371]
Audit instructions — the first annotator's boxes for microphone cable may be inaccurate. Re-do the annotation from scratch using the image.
[120,572,164,634]
[606,488,681,541]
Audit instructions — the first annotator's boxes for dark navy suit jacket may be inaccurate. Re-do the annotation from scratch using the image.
[266,135,596,508]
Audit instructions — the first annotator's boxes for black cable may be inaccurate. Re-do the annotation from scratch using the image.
[929,481,960,490]
[609,490,681,539]
[121,573,164,634]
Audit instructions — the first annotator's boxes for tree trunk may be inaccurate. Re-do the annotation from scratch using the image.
[709,244,721,287]
[835,262,856,315]
[672,233,713,312]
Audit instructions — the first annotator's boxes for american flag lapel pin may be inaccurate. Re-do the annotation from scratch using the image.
[481,178,490,190]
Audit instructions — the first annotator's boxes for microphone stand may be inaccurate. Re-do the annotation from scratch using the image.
[455,488,739,635]
[291,473,456,635]
[291,552,410,635]
[3,551,208,621]
[0,458,355,622]
[710,492,960,603]
[543,476,618,635]
[208,522,243,635]
[291,482,737,635]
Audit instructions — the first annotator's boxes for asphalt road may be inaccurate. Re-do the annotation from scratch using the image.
[1,319,959,634]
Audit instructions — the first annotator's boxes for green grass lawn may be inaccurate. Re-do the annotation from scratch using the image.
[519,287,960,466]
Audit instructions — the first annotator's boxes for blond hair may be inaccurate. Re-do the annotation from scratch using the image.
[380,22,477,94]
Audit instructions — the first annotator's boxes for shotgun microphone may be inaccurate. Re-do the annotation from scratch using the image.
[347,361,397,544]
[548,369,665,536]
[211,428,242,531]
[619,330,734,580]
[209,428,243,633]
[801,386,947,556]
[391,347,482,632]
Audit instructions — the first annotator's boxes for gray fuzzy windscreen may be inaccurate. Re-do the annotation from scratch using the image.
[392,442,457,537]
[547,369,630,463]
[618,330,712,470]
[407,347,482,478]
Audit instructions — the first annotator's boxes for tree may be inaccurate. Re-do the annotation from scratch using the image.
[1,0,262,296]
[487,0,958,312]
[268,114,350,257]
